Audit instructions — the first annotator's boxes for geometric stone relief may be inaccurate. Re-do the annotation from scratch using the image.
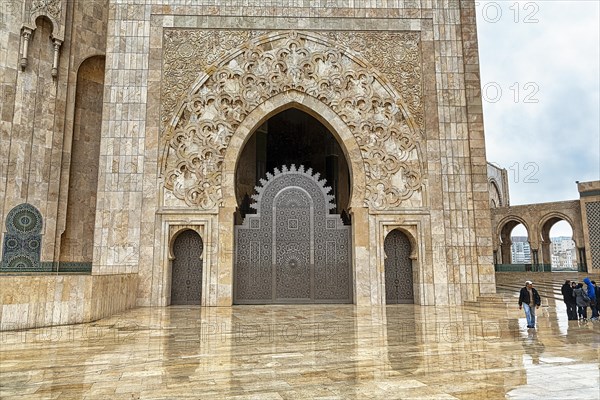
[161,30,423,136]
[585,202,600,269]
[161,29,266,134]
[162,31,423,211]
[322,31,423,134]
[1,203,45,272]
[30,0,62,22]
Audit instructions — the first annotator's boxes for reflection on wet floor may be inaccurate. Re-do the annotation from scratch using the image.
[1,300,599,399]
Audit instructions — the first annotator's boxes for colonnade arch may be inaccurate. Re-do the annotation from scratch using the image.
[491,201,586,271]
[498,218,530,265]
[540,216,577,270]
[489,179,503,208]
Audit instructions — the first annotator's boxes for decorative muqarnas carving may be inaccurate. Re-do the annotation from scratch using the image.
[162,31,423,210]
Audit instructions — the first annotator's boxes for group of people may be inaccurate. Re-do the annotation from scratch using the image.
[518,278,600,329]
[561,278,599,321]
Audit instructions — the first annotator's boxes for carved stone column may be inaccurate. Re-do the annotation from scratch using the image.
[20,27,33,70]
[51,38,62,77]
[500,242,512,264]
[540,240,551,267]
[531,249,539,269]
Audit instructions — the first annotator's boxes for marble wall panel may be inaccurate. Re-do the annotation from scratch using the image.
[1,0,109,267]
[0,273,137,331]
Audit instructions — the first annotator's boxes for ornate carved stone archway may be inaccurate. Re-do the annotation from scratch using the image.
[161,31,423,211]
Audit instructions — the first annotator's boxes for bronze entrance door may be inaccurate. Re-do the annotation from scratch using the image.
[384,230,414,304]
[171,230,203,305]
[234,165,351,304]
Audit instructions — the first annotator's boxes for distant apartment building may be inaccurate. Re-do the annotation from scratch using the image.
[551,236,577,270]
[511,236,531,263]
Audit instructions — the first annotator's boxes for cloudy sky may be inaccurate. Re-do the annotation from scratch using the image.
[477,0,600,205]
[475,0,599,236]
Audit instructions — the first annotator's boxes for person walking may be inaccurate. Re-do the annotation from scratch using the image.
[519,280,541,329]
[573,283,590,321]
[561,280,577,320]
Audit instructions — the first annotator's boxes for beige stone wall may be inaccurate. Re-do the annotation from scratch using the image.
[89,0,495,306]
[2,1,498,315]
[0,0,134,330]
[1,0,109,262]
[2,16,62,261]
[0,0,26,228]
[0,273,137,331]
[55,0,110,261]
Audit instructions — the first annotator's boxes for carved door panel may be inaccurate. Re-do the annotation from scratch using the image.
[171,230,203,305]
[275,188,312,301]
[235,165,351,304]
[384,230,414,304]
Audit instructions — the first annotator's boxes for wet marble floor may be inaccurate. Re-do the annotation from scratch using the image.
[1,299,599,399]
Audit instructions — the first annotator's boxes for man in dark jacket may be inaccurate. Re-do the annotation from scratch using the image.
[519,280,541,329]
[561,280,577,320]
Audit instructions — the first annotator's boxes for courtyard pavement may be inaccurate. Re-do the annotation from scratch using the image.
[1,297,599,399]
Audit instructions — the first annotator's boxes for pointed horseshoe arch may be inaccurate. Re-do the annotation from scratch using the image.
[222,92,366,209]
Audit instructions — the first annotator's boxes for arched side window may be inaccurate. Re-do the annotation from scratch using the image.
[489,179,503,208]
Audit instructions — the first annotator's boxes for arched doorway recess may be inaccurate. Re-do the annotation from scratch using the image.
[171,230,203,305]
[384,229,414,304]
